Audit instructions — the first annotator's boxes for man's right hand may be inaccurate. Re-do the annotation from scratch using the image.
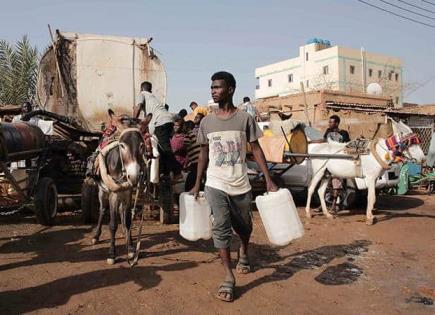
[189,184,200,200]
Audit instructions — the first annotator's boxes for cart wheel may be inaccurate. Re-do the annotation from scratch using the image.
[159,176,173,224]
[34,177,58,226]
[81,178,99,224]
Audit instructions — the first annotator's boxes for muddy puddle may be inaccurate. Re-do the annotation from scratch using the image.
[406,295,434,306]
[315,263,363,285]
[288,240,371,270]
[260,240,371,285]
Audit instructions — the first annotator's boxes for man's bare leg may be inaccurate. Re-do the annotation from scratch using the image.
[217,247,235,301]
[236,233,251,274]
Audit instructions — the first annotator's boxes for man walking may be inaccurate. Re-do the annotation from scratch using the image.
[191,71,277,302]
[184,113,205,192]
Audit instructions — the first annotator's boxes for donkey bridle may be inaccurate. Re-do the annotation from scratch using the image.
[113,128,144,186]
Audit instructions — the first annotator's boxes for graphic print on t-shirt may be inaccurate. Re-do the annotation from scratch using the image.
[206,130,249,193]
[327,131,345,142]
[212,134,242,167]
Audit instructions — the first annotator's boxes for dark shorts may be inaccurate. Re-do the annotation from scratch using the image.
[204,186,253,249]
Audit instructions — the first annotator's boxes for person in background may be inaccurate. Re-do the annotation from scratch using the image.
[134,81,181,181]
[427,129,435,169]
[184,113,205,191]
[191,71,277,302]
[190,101,209,117]
[185,101,206,121]
[170,117,188,170]
[192,113,204,136]
[323,115,350,143]
[13,101,36,123]
[184,120,195,133]
[177,109,188,120]
[323,115,350,212]
[239,97,258,120]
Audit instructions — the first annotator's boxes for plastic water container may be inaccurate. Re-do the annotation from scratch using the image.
[179,192,212,241]
[150,136,160,184]
[255,188,304,246]
[150,158,159,184]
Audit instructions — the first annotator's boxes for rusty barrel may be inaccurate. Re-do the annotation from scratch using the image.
[0,122,46,162]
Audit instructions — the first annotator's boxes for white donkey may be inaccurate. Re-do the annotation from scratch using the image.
[305,120,426,225]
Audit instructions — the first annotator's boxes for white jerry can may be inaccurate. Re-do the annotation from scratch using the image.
[179,192,212,241]
[255,188,304,246]
[150,135,160,184]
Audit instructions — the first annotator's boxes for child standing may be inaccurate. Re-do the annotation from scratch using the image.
[170,117,188,170]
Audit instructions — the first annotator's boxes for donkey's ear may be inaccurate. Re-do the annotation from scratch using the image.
[108,109,115,118]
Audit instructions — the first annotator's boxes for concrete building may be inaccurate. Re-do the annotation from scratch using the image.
[254,90,434,153]
[255,39,403,107]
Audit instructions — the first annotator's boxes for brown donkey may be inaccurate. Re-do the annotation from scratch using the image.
[91,111,146,265]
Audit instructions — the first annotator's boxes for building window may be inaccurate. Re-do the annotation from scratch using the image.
[395,73,399,81]
[388,72,392,80]
[288,73,293,83]
[256,77,260,90]
[369,69,373,77]
[323,65,329,75]
[306,52,309,61]
[306,80,309,88]
[395,97,399,104]
[378,70,382,78]
[268,79,272,87]
[350,65,355,74]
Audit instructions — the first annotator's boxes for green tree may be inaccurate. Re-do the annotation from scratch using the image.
[0,36,39,105]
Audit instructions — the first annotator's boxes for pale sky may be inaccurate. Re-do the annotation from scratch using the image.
[1,0,435,112]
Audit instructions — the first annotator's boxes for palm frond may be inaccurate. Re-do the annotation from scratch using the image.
[0,35,39,105]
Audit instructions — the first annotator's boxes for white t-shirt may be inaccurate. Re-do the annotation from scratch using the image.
[137,91,173,134]
[12,114,39,125]
[197,110,263,195]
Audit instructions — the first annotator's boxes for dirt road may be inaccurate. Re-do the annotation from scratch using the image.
[1,192,434,314]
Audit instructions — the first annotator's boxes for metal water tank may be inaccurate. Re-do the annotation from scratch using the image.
[36,31,167,132]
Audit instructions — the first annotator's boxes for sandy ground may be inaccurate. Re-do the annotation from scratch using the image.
[0,192,434,315]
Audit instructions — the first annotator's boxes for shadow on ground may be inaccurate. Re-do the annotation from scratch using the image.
[0,261,195,314]
[375,195,425,211]
[0,222,215,272]
[306,193,433,223]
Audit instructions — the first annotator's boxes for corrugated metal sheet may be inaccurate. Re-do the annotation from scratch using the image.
[325,101,390,110]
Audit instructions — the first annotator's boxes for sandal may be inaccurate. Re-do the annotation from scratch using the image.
[216,280,235,302]
[236,257,251,274]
